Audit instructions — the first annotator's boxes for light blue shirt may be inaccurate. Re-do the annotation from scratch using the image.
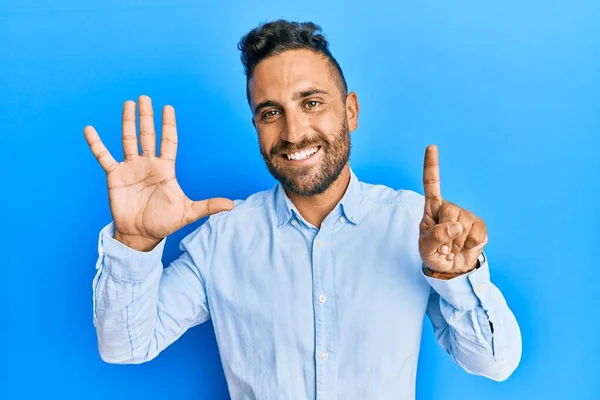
[92,168,521,400]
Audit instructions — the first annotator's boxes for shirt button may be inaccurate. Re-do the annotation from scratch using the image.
[291,220,297,226]
[318,294,327,303]
[320,352,329,360]
[339,216,346,223]
[315,239,324,248]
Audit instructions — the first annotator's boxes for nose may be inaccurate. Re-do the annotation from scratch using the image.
[281,110,307,143]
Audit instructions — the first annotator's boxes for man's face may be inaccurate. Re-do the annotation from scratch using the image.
[248,49,358,196]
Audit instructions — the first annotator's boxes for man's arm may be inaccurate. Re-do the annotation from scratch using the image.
[424,253,522,381]
[92,219,215,364]
[84,96,233,363]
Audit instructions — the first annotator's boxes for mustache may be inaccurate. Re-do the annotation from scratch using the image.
[270,135,329,157]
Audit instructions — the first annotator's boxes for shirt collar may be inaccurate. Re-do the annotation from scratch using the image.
[273,167,366,228]
[338,167,366,224]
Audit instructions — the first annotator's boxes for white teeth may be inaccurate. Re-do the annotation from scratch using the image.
[286,147,318,160]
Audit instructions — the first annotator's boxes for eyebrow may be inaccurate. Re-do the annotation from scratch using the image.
[253,87,330,116]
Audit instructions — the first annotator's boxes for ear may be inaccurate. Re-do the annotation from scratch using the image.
[345,92,359,132]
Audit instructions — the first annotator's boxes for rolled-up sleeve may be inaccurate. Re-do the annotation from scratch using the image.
[92,220,214,364]
[424,253,522,381]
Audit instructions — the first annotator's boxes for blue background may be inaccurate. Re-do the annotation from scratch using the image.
[1,1,598,399]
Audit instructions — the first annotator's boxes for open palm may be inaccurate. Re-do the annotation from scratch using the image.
[84,95,233,250]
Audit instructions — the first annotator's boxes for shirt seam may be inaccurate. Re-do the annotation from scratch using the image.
[210,190,272,223]
[126,283,137,360]
[201,218,218,300]
[361,191,424,207]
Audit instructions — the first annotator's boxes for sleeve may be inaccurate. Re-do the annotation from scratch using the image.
[424,253,522,381]
[91,218,216,364]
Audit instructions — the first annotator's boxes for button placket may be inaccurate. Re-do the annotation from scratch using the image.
[312,227,338,398]
[312,233,329,395]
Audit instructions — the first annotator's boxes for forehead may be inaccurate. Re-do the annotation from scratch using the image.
[248,49,336,106]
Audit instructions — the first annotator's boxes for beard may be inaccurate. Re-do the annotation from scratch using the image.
[260,117,351,196]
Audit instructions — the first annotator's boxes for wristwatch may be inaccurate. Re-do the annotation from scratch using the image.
[423,252,485,280]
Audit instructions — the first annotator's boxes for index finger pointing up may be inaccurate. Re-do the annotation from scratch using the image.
[423,144,442,204]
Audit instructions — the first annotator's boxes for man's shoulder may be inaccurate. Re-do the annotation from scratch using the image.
[359,180,425,209]
[209,185,276,224]
[179,186,276,250]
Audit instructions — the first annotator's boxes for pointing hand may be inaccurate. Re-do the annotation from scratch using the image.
[418,145,488,275]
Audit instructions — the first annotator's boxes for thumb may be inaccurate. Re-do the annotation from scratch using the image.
[186,197,235,224]
[420,222,463,254]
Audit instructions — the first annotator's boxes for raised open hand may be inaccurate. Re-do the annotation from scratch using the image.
[84,95,234,251]
[418,145,488,275]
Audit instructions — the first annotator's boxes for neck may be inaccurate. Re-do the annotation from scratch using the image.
[284,164,351,229]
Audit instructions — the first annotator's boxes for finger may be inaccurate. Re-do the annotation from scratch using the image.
[83,126,119,173]
[435,201,460,256]
[122,100,139,161]
[423,144,442,209]
[419,221,463,257]
[462,239,487,271]
[160,105,178,161]
[419,213,436,234]
[438,201,460,224]
[451,212,475,257]
[187,197,235,224]
[464,219,488,250]
[138,95,156,157]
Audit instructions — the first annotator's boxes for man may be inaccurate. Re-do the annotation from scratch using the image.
[85,20,521,399]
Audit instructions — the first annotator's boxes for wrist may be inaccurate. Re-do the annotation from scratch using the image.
[423,253,484,280]
[423,265,474,280]
[114,231,162,252]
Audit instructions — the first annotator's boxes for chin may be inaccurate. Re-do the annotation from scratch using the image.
[285,182,328,196]
[262,148,348,197]
[282,169,340,196]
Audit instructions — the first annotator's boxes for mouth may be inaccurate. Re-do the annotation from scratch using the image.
[280,146,322,165]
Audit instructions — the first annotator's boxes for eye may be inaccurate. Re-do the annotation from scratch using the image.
[305,100,320,109]
[262,109,281,120]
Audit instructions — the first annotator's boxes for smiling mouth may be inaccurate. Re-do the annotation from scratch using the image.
[280,146,322,161]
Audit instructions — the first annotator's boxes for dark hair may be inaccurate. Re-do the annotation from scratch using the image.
[238,19,348,102]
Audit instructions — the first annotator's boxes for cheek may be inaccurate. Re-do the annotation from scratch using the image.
[257,128,278,154]
[313,110,343,134]
[316,122,343,147]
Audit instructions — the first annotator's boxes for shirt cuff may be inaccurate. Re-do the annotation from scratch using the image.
[99,222,167,282]
[423,253,491,311]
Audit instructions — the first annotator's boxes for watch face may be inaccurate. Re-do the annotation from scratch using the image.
[478,252,486,265]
